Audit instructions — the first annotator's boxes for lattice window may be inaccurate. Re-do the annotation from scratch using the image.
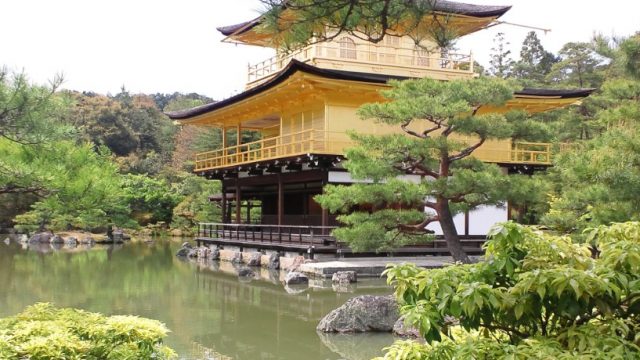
[338,37,357,59]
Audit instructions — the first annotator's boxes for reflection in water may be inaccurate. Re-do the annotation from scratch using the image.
[0,238,393,359]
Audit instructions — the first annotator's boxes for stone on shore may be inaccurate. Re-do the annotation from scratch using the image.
[332,271,357,284]
[29,232,53,244]
[317,295,399,333]
[247,252,261,266]
[267,252,280,270]
[197,246,212,259]
[284,271,309,285]
[210,248,220,260]
[65,237,78,246]
[50,235,64,244]
[176,242,194,257]
[392,316,421,338]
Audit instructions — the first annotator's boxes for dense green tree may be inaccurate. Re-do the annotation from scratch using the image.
[377,221,640,359]
[547,42,605,88]
[316,77,544,263]
[10,142,131,231]
[513,31,559,84]
[543,35,640,235]
[170,172,222,230]
[488,32,514,78]
[121,174,181,225]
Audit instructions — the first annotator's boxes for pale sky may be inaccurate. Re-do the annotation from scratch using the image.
[2,0,639,101]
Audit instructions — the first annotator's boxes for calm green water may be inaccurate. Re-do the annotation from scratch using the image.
[0,238,394,359]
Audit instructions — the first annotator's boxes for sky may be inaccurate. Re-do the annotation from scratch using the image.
[2,0,639,101]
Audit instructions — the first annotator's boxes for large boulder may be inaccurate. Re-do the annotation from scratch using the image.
[284,271,309,285]
[50,235,64,244]
[317,295,399,333]
[210,248,220,260]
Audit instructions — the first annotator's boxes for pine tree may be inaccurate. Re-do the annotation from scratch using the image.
[488,32,514,78]
[513,31,559,84]
[316,77,543,263]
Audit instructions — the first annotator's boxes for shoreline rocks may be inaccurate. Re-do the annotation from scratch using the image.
[284,271,309,285]
[317,295,399,333]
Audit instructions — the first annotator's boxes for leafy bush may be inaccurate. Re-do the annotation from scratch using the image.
[0,303,175,359]
[377,222,640,359]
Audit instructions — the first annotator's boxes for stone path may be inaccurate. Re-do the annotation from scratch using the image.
[299,256,458,279]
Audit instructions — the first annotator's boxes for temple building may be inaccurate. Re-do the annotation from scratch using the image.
[167,1,593,256]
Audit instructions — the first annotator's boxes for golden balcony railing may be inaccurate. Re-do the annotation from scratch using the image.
[194,130,561,172]
[194,129,351,171]
[247,42,473,85]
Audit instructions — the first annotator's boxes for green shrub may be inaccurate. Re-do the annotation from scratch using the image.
[377,222,640,359]
[0,303,175,360]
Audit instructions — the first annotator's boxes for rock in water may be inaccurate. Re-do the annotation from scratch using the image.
[64,237,78,246]
[267,252,280,270]
[284,271,309,285]
[18,234,28,243]
[176,242,194,257]
[50,235,64,244]
[317,295,399,333]
[392,316,421,338]
[238,268,255,278]
[210,248,220,260]
[112,230,124,243]
[247,252,261,266]
[29,232,52,244]
[332,271,357,284]
[196,246,212,259]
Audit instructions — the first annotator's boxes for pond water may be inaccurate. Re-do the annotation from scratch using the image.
[0,237,395,359]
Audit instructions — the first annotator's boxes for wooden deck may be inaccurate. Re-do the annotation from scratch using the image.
[196,223,486,257]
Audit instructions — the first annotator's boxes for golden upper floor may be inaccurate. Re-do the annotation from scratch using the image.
[167,61,593,173]
[219,1,513,88]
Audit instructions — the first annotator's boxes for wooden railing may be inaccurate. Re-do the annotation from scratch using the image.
[194,129,350,171]
[247,42,473,84]
[511,142,553,165]
[197,223,337,246]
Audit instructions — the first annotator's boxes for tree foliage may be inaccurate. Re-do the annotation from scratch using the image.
[316,77,545,263]
[259,0,458,51]
[488,32,514,79]
[543,35,640,235]
[512,31,559,85]
[377,221,640,359]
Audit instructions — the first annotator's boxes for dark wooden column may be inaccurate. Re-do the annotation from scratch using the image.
[321,178,328,233]
[221,183,227,223]
[235,178,241,224]
[277,174,283,226]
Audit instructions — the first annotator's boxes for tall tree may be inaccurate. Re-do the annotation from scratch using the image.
[513,31,559,84]
[316,77,542,263]
[543,35,640,235]
[547,42,605,88]
[488,32,514,78]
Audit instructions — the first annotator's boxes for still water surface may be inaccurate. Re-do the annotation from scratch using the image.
[0,238,394,359]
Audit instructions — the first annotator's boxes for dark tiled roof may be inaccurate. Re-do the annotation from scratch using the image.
[514,88,596,99]
[165,60,594,120]
[218,1,511,36]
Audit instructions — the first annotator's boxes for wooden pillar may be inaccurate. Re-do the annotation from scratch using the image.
[321,179,328,233]
[222,126,227,165]
[464,210,470,236]
[221,183,227,223]
[235,178,241,224]
[277,174,284,226]
[246,201,252,224]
